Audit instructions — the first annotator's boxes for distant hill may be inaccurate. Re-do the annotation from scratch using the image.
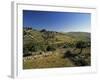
[65,32,90,42]
[23,28,91,53]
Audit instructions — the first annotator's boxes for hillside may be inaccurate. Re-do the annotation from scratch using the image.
[23,28,90,46]
[23,28,91,69]
[65,32,90,41]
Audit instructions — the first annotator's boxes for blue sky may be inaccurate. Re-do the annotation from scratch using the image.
[23,10,91,32]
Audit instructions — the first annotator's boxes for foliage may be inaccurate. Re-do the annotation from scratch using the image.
[76,41,87,49]
[40,29,47,32]
[63,50,72,58]
[75,41,89,54]
[23,47,32,57]
[46,45,56,51]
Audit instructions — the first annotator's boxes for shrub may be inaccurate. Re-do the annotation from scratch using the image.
[30,44,40,52]
[75,41,87,54]
[63,50,72,58]
[28,43,47,52]
[63,44,68,48]
[40,45,47,52]
[40,29,47,32]
[23,30,27,35]
[46,45,56,51]
[23,47,32,57]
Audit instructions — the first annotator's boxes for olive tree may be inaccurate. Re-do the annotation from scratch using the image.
[76,41,87,54]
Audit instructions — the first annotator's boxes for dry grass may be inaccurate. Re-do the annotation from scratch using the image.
[23,48,90,69]
[23,51,75,69]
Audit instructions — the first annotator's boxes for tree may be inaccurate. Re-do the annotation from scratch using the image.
[76,41,86,54]
[40,29,47,32]
[23,30,27,35]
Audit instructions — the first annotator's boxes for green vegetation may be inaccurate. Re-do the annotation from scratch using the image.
[23,27,91,69]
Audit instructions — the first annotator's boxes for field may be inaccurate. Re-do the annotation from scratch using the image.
[23,28,91,69]
[23,48,90,69]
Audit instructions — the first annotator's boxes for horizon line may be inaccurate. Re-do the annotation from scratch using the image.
[23,27,90,33]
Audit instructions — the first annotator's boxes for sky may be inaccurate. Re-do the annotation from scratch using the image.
[23,10,91,32]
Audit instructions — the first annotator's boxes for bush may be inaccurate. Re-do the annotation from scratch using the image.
[23,53,32,57]
[63,50,72,58]
[28,43,47,52]
[31,46,38,52]
[30,44,40,52]
[40,29,47,32]
[23,30,27,35]
[76,41,87,49]
[23,47,32,57]
[75,41,87,54]
[63,44,68,48]
[46,45,56,51]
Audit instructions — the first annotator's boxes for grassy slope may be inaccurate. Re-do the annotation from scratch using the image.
[23,29,44,44]
[65,32,90,41]
[23,29,91,69]
[23,29,91,46]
